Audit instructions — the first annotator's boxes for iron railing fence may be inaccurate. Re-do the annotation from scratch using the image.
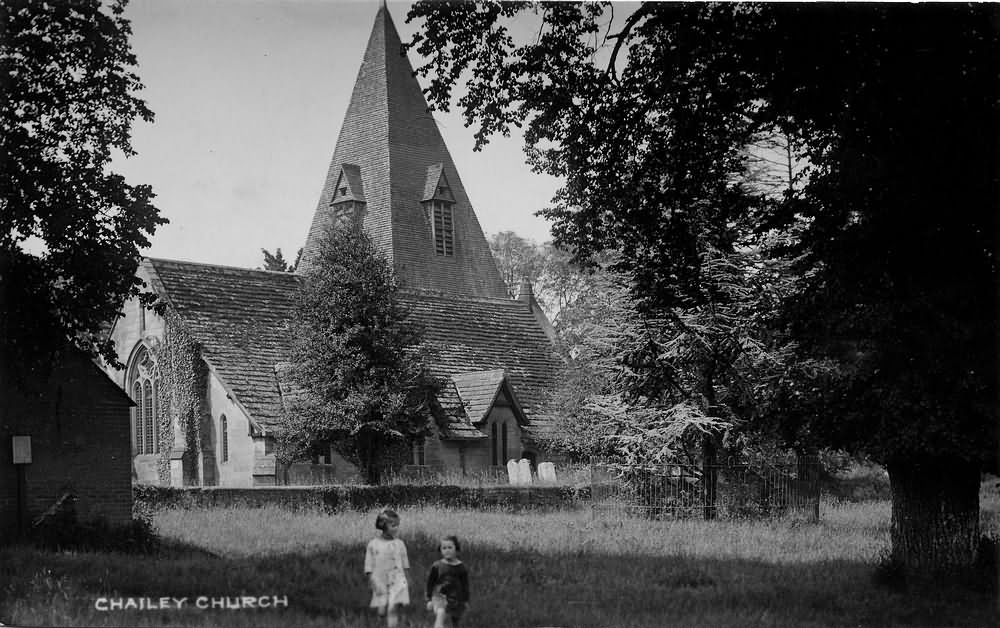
[590,457,821,522]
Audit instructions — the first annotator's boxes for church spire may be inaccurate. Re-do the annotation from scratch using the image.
[299,4,509,299]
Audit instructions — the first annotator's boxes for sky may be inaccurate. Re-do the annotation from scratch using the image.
[110,0,567,269]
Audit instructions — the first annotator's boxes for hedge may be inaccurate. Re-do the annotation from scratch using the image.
[134,484,591,517]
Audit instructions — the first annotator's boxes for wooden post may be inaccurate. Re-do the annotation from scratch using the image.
[16,465,27,539]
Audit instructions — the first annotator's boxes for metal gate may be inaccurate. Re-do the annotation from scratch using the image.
[590,457,821,521]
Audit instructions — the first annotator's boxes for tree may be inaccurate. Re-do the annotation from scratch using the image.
[260,247,301,272]
[407,2,997,574]
[1,0,164,373]
[279,224,439,484]
[488,230,544,297]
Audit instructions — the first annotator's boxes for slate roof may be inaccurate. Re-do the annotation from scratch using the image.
[421,164,454,202]
[433,379,485,440]
[404,289,561,438]
[298,5,509,300]
[146,259,560,440]
[450,369,527,427]
[145,258,298,433]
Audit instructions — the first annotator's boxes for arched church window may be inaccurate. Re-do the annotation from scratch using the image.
[127,345,158,456]
[131,381,142,453]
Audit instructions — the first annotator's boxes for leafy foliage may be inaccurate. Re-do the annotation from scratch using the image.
[260,247,301,272]
[408,1,997,469]
[408,1,997,569]
[488,231,544,297]
[0,0,165,371]
[279,225,439,482]
[541,244,809,465]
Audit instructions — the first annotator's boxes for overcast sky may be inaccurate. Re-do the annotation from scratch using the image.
[110,0,570,269]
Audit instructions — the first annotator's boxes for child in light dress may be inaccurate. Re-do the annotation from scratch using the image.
[425,535,470,628]
[364,509,410,628]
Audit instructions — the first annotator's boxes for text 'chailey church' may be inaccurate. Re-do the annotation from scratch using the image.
[104,5,560,487]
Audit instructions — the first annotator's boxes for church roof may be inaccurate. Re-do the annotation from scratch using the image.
[405,289,559,438]
[145,258,298,434]
[451,369,508,425]
[299,5,509,299]
[145,259,560,438]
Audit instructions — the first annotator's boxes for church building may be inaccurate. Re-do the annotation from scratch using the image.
[104,5,560,487]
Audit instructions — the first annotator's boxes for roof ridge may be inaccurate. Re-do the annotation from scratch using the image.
[148,257,301,277]
[401,288,525,308]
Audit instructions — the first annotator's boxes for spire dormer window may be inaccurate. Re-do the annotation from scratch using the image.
[330,164,366,230]
[422,164,456,257]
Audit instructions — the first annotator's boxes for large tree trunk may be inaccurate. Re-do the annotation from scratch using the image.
[887,457,980,575]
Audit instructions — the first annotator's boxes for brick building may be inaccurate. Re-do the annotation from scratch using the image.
[0,349,134,542]
[104,5,560,487]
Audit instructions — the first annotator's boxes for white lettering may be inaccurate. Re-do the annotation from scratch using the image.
[258,596,271,608]
[196,597,209,609]
[242,596,256,609]
[109,598,123,610]
[211,597,225,609]
[124,599,138,610]
[227,597,241,609]
[173,597,187,609]
[95,598,109,611]
[273,595,289,608]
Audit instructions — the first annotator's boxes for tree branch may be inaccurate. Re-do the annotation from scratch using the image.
[606,2,654,85]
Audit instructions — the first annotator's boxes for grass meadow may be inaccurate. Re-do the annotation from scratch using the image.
[2,492,998,628]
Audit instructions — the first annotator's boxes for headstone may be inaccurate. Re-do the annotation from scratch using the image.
[538,462,556,483]
[518,458,532,485]
[506,459,520,485]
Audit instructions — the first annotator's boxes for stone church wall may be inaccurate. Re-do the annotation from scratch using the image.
[206,371,256,487]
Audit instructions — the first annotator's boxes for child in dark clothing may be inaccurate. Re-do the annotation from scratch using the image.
[425,535,469,628]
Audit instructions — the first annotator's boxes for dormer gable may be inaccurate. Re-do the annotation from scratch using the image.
[331,163,366,204]
[422,163,455,203]
[330,164,366,229]
[422,164,456,256]
[451,369,529,426]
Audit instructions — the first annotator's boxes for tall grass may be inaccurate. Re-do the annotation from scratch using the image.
[150,499,890,564]
[1,496,996,628]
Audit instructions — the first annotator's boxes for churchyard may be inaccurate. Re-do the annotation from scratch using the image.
[1,482,997,628]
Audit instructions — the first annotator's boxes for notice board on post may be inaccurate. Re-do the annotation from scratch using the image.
[12,436,31,464]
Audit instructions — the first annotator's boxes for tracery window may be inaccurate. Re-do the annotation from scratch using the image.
[128,345,159,455]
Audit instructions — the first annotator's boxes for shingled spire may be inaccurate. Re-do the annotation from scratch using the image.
[299,5,509,299]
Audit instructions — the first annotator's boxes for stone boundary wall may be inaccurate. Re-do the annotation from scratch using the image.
[134,484,591,516]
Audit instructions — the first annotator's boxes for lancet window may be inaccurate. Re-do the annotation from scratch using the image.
[127,345,159,456]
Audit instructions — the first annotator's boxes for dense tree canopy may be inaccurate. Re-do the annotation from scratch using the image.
[0,0,164,371]
[279,224,438,483]
[408,1,998,573]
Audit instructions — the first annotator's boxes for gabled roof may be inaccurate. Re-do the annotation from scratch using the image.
[145,258,561,439]
[421,164,455,202]
[298,5,509,299]
[145,258,298,433]
[332,164,365,203]
[433,379,486,440]
[451,369,527,426]
[404,289,561,438]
